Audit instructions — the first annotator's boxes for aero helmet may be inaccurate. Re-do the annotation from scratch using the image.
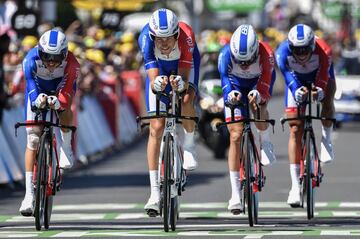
[230,24,259,65]
[288,24,315,55]
[38,29,68,63]
[149,8,179,40]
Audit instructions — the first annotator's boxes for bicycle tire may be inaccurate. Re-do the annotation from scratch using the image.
[44,140,53,229]
[170,197,178,231]
[162,133,172,232]
[35,133,47,231]
[305,131,315,219]
[243,132,255,227]
[249,135,259,224]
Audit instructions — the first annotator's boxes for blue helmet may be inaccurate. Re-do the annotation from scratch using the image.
[38,29,68,62]
[148,8,179,39]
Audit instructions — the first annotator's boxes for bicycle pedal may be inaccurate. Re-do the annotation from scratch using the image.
[146,209,159,217]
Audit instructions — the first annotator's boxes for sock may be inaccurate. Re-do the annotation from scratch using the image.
[25,172,34,197]
[61,131,72,146]
[230,171,241,199]
[149,170,159,199]
[290,164,300,191]
[258,128,270,143]
[322,126,332,142]
[183,129,195,149]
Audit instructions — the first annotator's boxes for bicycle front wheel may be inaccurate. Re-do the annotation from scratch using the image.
[34,134,47,231]
[162,133,173,232]
[44,140,54,229]
[305,131,315,219]
[243,132,256,227]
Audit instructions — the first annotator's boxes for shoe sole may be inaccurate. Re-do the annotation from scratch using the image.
[20,210,33,217]
[289,203,301,208]
[146,209,159,217]
[230,209,242,215]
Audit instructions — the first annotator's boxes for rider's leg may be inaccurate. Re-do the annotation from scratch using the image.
[181,88,198,170]
[227,122,243,212]
[20,126,41,216]
[287,111,303,206]
[252,103,276,165]
[59,107,74,169]
[320,78,336,163]
[145,118,165,212]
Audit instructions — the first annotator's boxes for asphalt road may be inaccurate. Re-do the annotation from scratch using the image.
[1,96,360,238]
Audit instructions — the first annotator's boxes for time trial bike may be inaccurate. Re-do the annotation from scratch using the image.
[280,83,336,219]
[15,103,76,230]
[137,89,198,232]
[217,98,275,226]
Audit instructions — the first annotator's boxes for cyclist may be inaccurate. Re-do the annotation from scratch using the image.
[138,8,200,215]
[19,29,80,216]
[276,24,336,207]
[218,24,276,213]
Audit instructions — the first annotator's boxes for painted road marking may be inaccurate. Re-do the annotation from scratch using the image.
[50,202,360,211]
[1,230,360,237]
[3,210,360,223]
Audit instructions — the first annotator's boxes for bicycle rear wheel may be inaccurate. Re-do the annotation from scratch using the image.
[34,134,47,231]
[162,133,172,232]
[243,132,256,227]
[305,131,315,219]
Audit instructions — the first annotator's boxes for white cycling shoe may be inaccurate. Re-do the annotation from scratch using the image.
[287,188,301,208]
[19,195,34,216]
[183,145,198,171]
[228,196,243,215]
[59,143,74,169]
[144,196,160,217]
[320,137,334,164]
[260,140,276,166]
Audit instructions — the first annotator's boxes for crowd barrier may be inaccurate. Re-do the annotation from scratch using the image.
[0,94,139,186]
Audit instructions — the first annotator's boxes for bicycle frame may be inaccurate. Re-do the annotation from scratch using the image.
[217,101,275,226]
[280,82,336,219]
[136,90,198,232]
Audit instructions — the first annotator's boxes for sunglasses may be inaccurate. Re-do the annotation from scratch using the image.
[289,45,313,55]
[39,51,65,63]
[232,53,257,66]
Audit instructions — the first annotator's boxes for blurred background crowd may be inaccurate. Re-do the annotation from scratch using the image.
[0,0,360,123]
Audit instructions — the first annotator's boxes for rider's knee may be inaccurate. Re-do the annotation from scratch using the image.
[149,122,164,139]
[229,130,242,143]
[289,123,302,136]
[26,127,41,150]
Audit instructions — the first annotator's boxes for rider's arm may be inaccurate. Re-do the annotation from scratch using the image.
[218,46,233,101]
[58,52,80,110]
[256,42,276,103]
[22,52,39,109]
[314,38,332,91]
[275,42,301,97]
[138,24,158,70]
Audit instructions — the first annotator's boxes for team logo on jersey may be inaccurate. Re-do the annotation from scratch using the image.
[186,36,193,47]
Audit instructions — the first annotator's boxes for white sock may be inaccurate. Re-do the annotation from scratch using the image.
[25,172,34,197]
[230,171,241,199]
[61,131,72,146]
[322,126,332,142]
[149,170,159,199]
[183,129,195,149]
[258,128,270,143]
[290,164,300,191]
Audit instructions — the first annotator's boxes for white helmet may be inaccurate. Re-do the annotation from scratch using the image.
[38,29,68,62]
[288,24,315,54]
[148,8,179,39]
[230,24,259,65]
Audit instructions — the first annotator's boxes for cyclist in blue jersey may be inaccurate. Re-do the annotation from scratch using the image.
[19,29,80,216]
[218,24,276,213]
[138,8,200,215]
[276,24,336,207]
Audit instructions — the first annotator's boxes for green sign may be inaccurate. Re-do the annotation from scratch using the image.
[206,0,264,13]
[322,2,360,20]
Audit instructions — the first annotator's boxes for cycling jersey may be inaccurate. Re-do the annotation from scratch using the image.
[218,41,276,121]
[276,38,335,110]
[23,47,80,121]
[138,22,200,114]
